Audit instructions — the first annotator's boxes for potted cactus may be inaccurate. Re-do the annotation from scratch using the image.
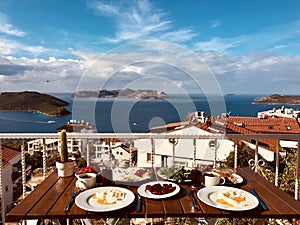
[56,129,75,177]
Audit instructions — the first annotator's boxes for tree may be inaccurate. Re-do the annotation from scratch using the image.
[220,142,264,168]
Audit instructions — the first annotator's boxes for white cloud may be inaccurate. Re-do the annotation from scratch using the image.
[88,0,195,44]
[210,20,220,28]
[121,65,144,74]
[160,29,197,43]
[0,54,82,92]
[195,20,300,55]
[0,12,25,37]
[88,1,120,16]
[1,46,300,95]
[196,51,300,94]
[194,37,244,53]
[0,37,50,56]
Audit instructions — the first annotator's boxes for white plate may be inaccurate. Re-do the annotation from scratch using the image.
[222,173,244,186]
[113,167,152,183]
[157,167,191,182]
[197,186,259,211]
[75,186,135,212]
[137,181,180,199]
[231,174,244,184]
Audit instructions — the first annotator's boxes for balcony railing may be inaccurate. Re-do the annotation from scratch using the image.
[0,133,299,224]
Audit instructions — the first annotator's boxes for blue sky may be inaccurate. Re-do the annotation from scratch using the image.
[0,0,299,94]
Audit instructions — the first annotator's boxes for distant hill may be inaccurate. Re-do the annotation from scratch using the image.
[0,91,71,116]
[254,94,300,105]
[71,89,170,99]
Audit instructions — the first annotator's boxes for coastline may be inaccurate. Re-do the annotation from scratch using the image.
[0,91,71,117]
[0,109,69,117]
[253,94,300,106]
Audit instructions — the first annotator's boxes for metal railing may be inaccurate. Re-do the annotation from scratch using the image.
[0,133,299,224]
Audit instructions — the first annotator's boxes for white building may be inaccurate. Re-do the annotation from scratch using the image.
[27,120,97,158]
[134,126,235,168]
[258,106,300,121]
[27,138,58,156]
[1,147,21,213]
[57,119,97,155]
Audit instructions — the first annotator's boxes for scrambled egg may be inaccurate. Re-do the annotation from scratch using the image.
[92,189,125,205]
[216,190,252,207]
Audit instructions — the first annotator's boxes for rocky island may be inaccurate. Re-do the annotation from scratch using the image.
[71,88,170,99]
[0,91,71,116]
[254,94,300,105]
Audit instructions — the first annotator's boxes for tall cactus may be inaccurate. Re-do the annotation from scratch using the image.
[60,129,69,163]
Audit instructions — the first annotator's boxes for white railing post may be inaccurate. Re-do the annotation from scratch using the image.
[21,140,26,199]
[255,139,259,173]
[0,139,6,224]
[151,138,155,167]
[86,139,90,166]
[129,140,134,167]
[234,141,238,169]
[42,138,47,180]
[296,138,300,200]
[275,139,280,187]
[193,138,197,165]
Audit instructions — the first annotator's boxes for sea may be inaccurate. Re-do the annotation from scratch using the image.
[0,93,299,133]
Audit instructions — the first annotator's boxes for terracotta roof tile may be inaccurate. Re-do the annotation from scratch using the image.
[2,146,20,161]
[150,121,193,133]
[224,116,300,134]
[212,116,300,153]
[2,146,20,168]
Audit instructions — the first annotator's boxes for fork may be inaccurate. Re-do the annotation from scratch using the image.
[187,189,200,210]
[65,189,76,212]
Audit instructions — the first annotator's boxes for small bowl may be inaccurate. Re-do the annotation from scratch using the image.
[76,172,96,190]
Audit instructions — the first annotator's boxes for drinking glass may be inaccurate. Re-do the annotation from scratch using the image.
[191,167,202,188]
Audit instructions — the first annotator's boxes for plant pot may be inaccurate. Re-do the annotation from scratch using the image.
[56,161,75,177]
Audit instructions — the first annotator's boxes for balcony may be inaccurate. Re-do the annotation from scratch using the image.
[1,132,299,224]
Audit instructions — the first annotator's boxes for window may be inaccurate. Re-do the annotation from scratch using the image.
[147,153,152,162]
[268,126,274,130]
[286,126,292,130]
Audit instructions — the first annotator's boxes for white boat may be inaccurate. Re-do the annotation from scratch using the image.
[47,120,56,124]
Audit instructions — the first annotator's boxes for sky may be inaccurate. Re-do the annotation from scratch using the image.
[0,0,299,95]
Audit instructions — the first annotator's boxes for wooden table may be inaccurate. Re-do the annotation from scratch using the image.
[7,168,300,223]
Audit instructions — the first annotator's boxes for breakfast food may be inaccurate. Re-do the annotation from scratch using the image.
[134,168,150,177]
[113,168,152,182]
[76,166,97,175]
[145,183,175,195]
[211,169,239,184]
[92,189,125,205]
[215,190,253,207]
[158,166,191,183]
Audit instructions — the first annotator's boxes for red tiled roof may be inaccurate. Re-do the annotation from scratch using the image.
[2,146,20,161]
[2,146,20,168]
[223,116,300,134]
[150,121,193,133]
[212,116,300,153]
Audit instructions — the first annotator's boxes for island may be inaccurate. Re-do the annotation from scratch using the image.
[254,94,300,105]
[71,88,170,99]
[0,91,71,116]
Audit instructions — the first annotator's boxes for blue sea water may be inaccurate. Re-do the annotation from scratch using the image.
[0,93,299,133]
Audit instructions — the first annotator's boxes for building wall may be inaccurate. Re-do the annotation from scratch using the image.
[3,164,13,211]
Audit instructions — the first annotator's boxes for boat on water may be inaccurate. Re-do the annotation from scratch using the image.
[47,120,56,124]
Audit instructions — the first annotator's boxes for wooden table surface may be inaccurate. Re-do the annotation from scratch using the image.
[7,167,300,222]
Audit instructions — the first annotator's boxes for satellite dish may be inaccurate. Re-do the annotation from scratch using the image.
[209,140,218,150]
